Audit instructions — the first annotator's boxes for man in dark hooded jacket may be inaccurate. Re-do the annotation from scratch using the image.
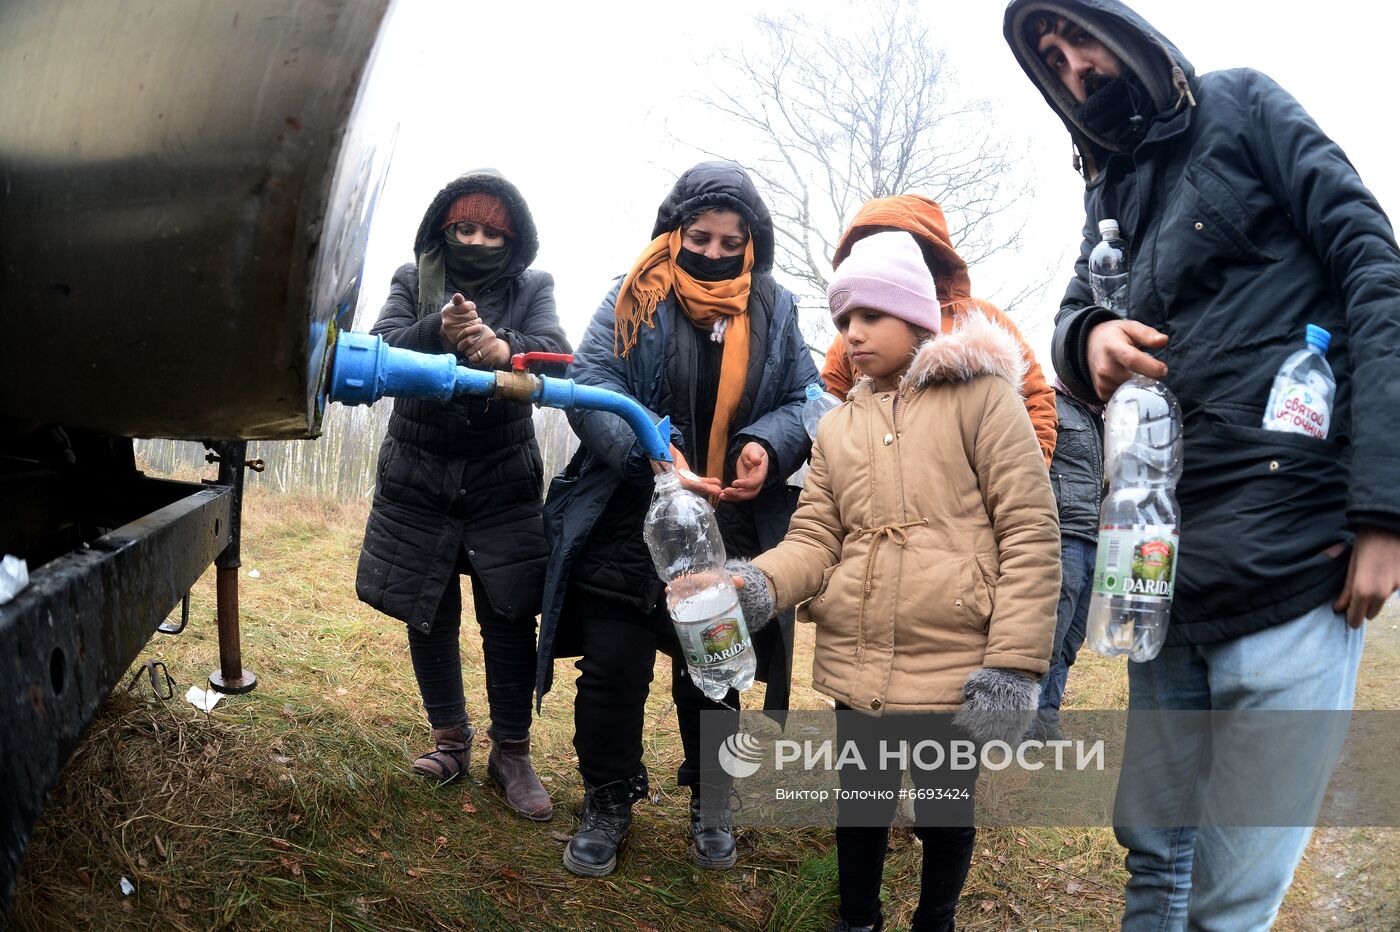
[1005,1,1400,928]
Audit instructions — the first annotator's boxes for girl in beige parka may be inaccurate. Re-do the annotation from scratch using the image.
[730,229,1060,932]
[737,230,1060,717]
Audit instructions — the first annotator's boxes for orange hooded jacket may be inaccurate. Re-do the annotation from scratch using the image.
[821,196,1057,466]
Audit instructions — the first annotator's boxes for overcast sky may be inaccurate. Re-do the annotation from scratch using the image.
[349,0,1398,372]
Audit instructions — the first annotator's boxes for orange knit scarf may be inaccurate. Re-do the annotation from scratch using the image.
[614,230,754,479]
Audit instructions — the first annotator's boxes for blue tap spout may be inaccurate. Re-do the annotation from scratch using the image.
[328,332,671,462]
[535,375,672,462]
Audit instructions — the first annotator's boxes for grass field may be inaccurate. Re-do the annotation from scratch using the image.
[6,488,1397,930]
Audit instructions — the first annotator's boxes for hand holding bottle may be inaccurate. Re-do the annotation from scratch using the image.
[1086,320,1169,401]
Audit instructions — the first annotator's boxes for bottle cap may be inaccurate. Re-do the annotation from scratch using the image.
[1098,218,1120,238]
[1305,323,1331,354]
[805,382,824,401]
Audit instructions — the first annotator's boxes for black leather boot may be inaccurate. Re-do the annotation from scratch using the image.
[833,918,884,932]
[689,784,737,870]
[562,773,647,877]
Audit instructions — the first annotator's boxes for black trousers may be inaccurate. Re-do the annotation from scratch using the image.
[568,588,738,789]
[405,547,536,741]
[833,704,980,931]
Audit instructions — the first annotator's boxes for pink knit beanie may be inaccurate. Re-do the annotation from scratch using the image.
[826,231,939,331]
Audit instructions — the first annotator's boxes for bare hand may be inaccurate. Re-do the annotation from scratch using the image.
[1086,319,1169,401]
[454,307,508,368]
[439,293,477,351]
[670,445,722,498]
[1334,527,1400,628]
[720,442,769,503]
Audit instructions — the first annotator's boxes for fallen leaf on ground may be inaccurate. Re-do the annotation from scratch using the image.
[461,802,477,814]
[270,838,291,850]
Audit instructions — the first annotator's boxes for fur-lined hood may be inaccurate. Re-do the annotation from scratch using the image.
[413,169,539,275]
[850,311,1030,397]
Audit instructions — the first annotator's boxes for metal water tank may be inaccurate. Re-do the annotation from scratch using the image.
[0,0,394,439]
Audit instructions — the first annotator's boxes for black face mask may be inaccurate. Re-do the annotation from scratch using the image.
[676,247,745,282]
[1074,70,1152,148]
[442,241,512,295]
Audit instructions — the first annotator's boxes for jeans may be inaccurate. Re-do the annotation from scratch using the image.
[1038,535,1096,724]
[406,546,537,740]
[567,589,737,789]
[1116,600,1364,931]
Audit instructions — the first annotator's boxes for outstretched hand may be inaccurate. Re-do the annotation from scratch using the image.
[1335,527,1400,628]
[720,442,769,503]
[1086,319,1169,401]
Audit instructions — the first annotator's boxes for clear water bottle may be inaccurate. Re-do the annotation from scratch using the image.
[1262,324,1334,440]
[802,382,841,440]
[1086,375,1183,662]
[1089,219,1129,311]
[643,466,757,701]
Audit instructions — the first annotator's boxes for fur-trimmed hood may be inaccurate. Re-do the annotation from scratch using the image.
[848,311,1030,398]
[413,169,540,276]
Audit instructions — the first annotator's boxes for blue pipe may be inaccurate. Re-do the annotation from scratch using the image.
[533,374,671,462]
[328,331,671,462]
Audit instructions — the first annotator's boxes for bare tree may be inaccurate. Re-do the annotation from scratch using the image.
[687,0,1031,340]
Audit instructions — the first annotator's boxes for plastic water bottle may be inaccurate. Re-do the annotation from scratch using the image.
[1262,324,1334,440]
[1089,219,1129,311]
[1086,375,1183,662]
[643,466,756,701]
[802,382,841,440]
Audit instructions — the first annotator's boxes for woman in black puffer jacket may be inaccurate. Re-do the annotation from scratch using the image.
[356,170,569,821]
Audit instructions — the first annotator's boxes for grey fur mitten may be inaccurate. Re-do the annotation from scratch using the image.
[951,668,1042,746]
[726,559,775,633]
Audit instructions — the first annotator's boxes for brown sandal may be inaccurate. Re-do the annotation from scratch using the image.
[412,724,474,784]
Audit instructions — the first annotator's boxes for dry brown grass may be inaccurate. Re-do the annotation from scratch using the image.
[5,486,1396,930]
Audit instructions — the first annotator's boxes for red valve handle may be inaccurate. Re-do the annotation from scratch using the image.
[511,351,575,372]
